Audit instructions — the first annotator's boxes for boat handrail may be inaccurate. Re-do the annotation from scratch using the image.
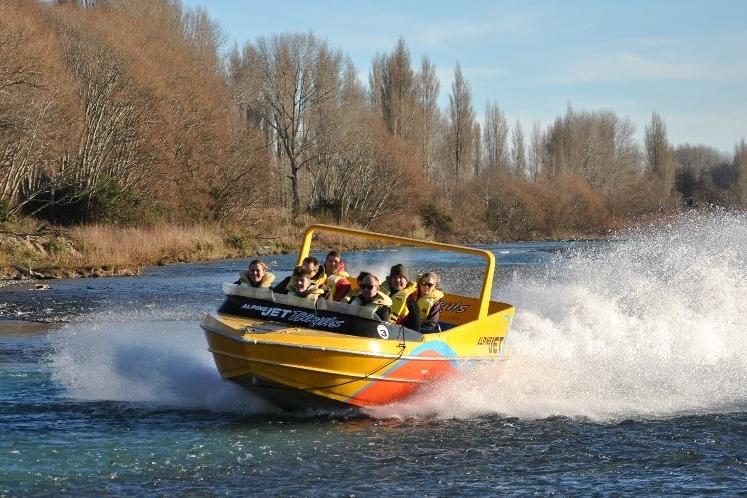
[297,224,496,320]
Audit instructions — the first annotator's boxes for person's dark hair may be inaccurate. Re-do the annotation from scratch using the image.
[326,250,341,259]
[292,266,311,279]
[356,271,371,283]
[302,256,319,266]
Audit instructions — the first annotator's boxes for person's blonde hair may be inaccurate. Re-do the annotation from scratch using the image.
[419,271,441,289]
[248,259,269,271]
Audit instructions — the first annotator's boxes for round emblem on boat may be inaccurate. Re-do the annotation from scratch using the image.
[377,324,390,339]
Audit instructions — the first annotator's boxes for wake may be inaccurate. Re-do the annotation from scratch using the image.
[50,321,275,413]
[372,211,747,421]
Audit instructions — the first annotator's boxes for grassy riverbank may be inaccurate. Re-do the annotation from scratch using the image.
[0,222,298,280]
[0,218,436,280]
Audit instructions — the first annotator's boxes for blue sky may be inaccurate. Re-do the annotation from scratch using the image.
[182,0,746,153]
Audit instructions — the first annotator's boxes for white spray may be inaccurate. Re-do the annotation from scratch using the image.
[372,211,747,421]
[50,320,275,413]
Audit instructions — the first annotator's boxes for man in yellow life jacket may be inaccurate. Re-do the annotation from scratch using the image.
[348,273,392,322]
[320,251,351,301]
[380,264,420,330]
[238,259,275,288]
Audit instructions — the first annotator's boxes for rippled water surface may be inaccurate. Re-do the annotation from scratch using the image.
[2,214,746,495]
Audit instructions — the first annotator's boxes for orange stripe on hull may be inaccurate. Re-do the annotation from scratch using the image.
[349,350,458,406]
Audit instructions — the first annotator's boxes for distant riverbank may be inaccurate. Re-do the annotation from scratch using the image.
[0,220,612,282]
[0,223,296,282]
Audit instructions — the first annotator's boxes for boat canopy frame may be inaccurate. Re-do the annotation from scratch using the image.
[296,224,496,320]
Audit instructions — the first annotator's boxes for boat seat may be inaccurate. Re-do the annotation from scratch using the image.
[223,282,379,321]
[272,293,318,311]
[315,297,378,321]
[223,282,275,301]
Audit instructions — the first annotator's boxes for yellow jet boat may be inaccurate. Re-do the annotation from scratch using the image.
[200,224,514,411]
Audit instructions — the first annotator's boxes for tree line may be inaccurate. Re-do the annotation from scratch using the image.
[2,0,746,240]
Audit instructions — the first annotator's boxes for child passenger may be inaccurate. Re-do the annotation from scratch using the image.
[285,266,324,301]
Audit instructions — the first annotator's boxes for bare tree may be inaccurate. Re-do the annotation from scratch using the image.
[527,120,544,180]
[674,144,726,203]
[735,139,747,206]
[483,101,509,172]
[644,111,676,207]
[473,122,481,177]
[0,1,81,218]
[511,119,526,177]
[544,106,641,213]
[376,37,416,140]
[446,63,474,180]
[414,55,440,179]
[234,33,346,217]
[368,52,384,110]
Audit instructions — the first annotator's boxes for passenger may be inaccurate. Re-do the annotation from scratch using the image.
[380,264,420,330]
[286,266,324,301]
[348,273,392,322]
[238,259,275,288]
[415,272,444,332]
[303,256,326,287]
[343,271,371,303]
[273,255,325,293]
[321,250,351,301]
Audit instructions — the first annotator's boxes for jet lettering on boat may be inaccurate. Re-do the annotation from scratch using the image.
[476,336,503,353]
[240,303,292,318]
[238,303,346,329]
[287,311,345,329]
[441,301,468,313]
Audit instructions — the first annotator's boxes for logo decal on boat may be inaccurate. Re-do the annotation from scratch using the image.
[240,303,345,328]
[441,301,468,313]
[377,325,390,339]
[477,336,504,353]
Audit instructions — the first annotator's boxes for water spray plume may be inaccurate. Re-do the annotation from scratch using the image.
[373,211,747,421]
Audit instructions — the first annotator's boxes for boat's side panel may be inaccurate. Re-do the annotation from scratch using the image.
[202,313,423,407]
[202,307,512,409]
[346,308,513,405]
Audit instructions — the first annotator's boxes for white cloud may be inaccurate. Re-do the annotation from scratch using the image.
[551,51,725,84]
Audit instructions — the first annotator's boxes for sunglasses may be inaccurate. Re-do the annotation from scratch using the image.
[420,281,435,287]
[359,284,376,290]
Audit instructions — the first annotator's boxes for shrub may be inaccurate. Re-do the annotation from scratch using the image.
[420,203,453,235]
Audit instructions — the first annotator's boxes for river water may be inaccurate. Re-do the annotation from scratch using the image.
[1,212,746,496]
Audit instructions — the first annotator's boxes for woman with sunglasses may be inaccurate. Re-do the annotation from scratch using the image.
[416,272,444,332]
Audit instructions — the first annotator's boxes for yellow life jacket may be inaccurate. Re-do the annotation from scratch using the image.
[381,279,418,323]
[417,289,444,321]
[310,268,326,287]
[288,284,325,301]
[282,272,325,292]
[349,292,393,311]
[239,271,276,288]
